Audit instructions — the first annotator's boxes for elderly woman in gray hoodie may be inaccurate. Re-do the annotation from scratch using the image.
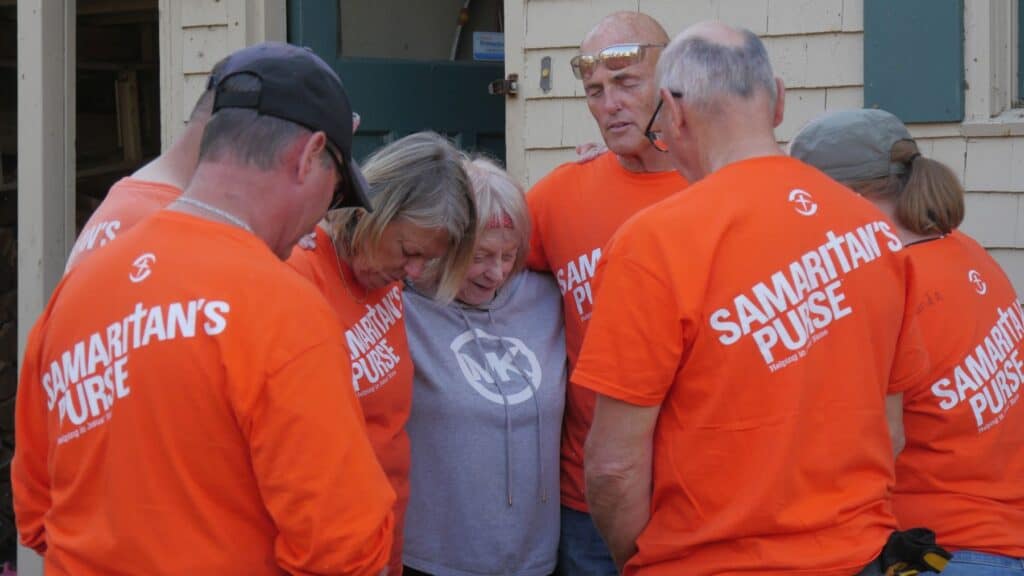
[402,156,566,576]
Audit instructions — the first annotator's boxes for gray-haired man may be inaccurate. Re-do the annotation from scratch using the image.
[574,21,928,575]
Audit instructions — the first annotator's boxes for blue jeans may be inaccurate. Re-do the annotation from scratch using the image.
[556,506,618,576]
[854,555,885,576]
[941,550,1024,575]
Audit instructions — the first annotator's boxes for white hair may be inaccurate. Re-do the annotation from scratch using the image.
[462,156,531,277]
[657,28,777,112]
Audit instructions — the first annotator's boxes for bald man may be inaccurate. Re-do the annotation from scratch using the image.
[523,12,688,575]
[575,22,928,575]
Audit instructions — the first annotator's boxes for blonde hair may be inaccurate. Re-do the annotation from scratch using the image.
[463,155,531,277]
[846,140,964,235]
[327,132,477,303]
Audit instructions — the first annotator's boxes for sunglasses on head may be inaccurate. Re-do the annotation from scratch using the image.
[570,43,666,80]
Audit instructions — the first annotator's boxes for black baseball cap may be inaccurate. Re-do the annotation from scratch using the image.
[211,42,372,211]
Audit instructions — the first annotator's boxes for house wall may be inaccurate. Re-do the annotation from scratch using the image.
[158,0,286,148]
[505,0,1024,293]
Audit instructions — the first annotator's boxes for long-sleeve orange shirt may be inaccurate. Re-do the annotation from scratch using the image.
[14,210,395,575]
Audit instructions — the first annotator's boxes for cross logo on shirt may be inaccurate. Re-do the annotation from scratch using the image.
[788,189,818,216]
[968,269,987,295]
[129,253,156,283]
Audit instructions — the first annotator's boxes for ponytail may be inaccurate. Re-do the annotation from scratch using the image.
[891,140,964,235]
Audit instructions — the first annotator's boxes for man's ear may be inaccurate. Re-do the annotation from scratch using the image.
[772,77,786,128]
[296,131,329,183]
[661,87,685,139]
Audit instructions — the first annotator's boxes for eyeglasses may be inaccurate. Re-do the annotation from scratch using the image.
[324,112,361,209]
[644,91,683,153]
[570,43,666,80]
[324,142,348,209]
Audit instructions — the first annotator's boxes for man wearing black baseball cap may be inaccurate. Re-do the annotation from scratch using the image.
[209,41,373,213]
[13,42,395,575]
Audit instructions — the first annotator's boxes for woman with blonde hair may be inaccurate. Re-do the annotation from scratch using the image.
[791,108,1024,576]
[401,156,566,576]
[288,131,477,575]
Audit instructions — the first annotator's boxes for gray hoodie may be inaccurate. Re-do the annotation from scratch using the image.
[402,270,566,576]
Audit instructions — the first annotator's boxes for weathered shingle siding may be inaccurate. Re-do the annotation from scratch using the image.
[511,0,1024,293]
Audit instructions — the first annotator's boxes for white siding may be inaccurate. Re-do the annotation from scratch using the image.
[508,0,1024,293]
[516,0,865,185]
[159,0,286,149]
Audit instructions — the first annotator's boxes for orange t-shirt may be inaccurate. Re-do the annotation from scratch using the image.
[13,211,395,576]
[892,230,1024,557]
[65,177,181,272]
[526,151,686,511]
[288,226,414,574]
[573,156,928,576]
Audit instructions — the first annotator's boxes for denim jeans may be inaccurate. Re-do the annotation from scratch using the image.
[854,556,885,576]
[556,506,618,576]
[854,549,1024,576]
[941,550,1024,575]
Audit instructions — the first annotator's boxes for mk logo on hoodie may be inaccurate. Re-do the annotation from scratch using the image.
[450,328,542,405]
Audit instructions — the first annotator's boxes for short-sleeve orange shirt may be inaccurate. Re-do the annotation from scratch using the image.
[288,226,414,574]
[893,230,1024,557]
[13,211,395,575]
[65,178,181,272]
[573,156,928,576]
[526,152,686,511]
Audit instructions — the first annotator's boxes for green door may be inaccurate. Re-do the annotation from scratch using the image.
[287,0,506,164]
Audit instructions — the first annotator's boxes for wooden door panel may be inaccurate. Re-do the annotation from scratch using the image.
[288,0,506,164]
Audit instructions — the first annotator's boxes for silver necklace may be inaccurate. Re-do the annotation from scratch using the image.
[176,196,254,234]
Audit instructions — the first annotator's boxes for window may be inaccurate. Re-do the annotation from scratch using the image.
[1017,0,1023,106]
[961,0,1024,130]
[863,0,965,123]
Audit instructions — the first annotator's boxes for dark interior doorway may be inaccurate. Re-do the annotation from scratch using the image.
[0,1,161,569]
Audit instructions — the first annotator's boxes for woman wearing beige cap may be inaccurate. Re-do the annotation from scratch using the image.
[791,108,1024,576]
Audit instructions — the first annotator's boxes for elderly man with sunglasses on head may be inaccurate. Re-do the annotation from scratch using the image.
[523,11,688,576]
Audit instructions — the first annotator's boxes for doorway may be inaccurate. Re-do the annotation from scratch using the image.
[287,0,507,164]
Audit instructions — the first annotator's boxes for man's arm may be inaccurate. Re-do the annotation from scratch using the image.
[524,174,555,272]
[243,334,395,575]
[885,393,905,457]
[585,394,660,571]
[12,320,52,555]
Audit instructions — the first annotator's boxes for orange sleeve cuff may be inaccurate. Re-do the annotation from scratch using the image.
[572,369,665,407]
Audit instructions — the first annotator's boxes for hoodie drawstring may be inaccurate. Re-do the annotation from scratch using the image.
[494,322,547,505]
[459,308,515,506]
[456,306,547,507]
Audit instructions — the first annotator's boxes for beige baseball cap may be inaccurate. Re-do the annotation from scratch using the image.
[790,108,914,182]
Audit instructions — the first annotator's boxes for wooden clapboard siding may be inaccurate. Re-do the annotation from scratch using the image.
[158,0,285,149]
[506,0,1024,293]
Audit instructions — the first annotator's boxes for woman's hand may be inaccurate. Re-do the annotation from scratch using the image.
[575,141,607,164]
